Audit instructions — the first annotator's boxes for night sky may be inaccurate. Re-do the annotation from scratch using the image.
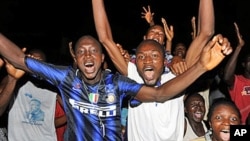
[0,0,250,66]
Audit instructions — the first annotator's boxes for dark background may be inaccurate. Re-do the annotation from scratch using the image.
[0,0,250,67]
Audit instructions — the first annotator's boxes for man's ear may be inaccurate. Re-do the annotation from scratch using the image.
[102,54,105,63]
[69,42,76,62]
[69,42,75,57]
[184,107,188,114]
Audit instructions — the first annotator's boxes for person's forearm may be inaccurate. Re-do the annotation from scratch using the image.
[0,34,28,71]
[0,75,17,116]
[224,46,242,83]
[165,41,172,53]
[156,62,206,102]
[92,0,128,75]
[55,115,67,128]
[185,0,214,67]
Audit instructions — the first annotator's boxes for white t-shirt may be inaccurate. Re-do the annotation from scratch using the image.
[8,81,57,141]
[183,117,208,141]
[127,62,185,141]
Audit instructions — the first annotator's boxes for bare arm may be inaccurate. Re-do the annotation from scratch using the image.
[92,0,128,75]
[0,75,17,116]
[224,22,245,87]
[190,16,197,40]
[0,34,30,72]
[185,0,214,67]
[161,17,174,54]
[55,95,67,128]
[136,34,232,102]
[0,58,25,116]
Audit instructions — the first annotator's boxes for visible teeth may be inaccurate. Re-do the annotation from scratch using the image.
[85,62,93,67]
[145,68,153,71]
[154,39,159,42]
[221,130,229,133]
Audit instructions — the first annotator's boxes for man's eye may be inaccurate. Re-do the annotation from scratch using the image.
[152,54,159,58]
[137,55,144,60]
[90,49,97,53]
[76,50,84,55]
[215,116,221,120]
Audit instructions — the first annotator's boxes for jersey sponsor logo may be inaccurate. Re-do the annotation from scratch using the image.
[69,98,117,117]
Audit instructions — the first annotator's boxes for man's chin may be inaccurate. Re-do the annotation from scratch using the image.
[144,79,157,86]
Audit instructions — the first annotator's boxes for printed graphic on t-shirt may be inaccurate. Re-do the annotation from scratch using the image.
[22,93,45,125]
[242,86,250,95]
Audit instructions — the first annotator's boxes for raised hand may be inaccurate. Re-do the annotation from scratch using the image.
[141,5,155,26]
[200,34,232,70]
[116,43,130,63]
[170,58,188,76]
[190,16,197,40]
[234,22,245,47]
[161,17,174,42]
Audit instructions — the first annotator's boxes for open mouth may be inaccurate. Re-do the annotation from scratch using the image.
[84,62,95,73]
[143,67,154,80]
[220,129,230,141]
[194,112,203,119]
[85,62,94,67]
[153,38,159,42]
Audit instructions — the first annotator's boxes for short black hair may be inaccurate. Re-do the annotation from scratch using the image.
[207,98,241,122]
[136,39,165,58]
[73,35,103,53]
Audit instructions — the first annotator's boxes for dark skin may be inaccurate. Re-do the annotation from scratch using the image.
[72,36,104,84]
[92,0,215,78]
[184,94,206,137]
[224,22,246,88]
[209,104,240,141]
[135,40,165,86]
[0,32,232,102]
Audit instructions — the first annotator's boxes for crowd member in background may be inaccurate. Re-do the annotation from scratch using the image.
[184,93,208,141]
[223,22,250,125]
[6,48,60,141]
[140,5,174,74]
[92,0,219,140]
[55,94,67,141]
[0,48,27,141]
[192,98,241,141]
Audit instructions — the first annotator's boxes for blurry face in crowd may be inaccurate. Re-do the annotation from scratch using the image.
[210,104,241,141]
[185,94,206,123]
[144,25,165,46]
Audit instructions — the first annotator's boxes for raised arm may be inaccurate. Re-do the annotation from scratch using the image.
[190,16,197,40]
[141,5,155,26]
[0,34,30,72]
[136,34,232,102]
[92,0,128,75]
[223,22,245,87]
[0,58,25,116]
[161,17,174,54]
[185,0,214,67]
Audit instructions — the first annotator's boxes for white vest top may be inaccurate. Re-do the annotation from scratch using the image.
[8,81,57,141]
